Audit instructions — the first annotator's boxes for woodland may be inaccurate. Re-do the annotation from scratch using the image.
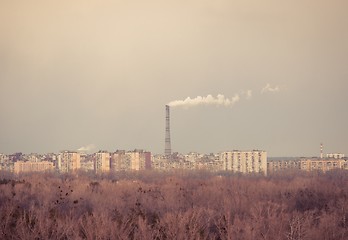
[1,170,348,239]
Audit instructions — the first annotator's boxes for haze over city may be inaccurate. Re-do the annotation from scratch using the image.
[1,0,347,156]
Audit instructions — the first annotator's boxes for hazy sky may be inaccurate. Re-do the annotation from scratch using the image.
[1,0,347,156]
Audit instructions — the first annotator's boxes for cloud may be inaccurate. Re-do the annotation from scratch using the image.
[261,84,280,93]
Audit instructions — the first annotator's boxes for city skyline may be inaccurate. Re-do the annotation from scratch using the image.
[1,1,347,156]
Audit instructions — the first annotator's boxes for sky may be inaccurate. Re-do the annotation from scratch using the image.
[0,0,347,157]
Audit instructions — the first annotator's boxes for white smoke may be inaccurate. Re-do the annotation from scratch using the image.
[77,144,96,152]
[261,83,280,93]
[242,90,252,99]
[168,94,241,108]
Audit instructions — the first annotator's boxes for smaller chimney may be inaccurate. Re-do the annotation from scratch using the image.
[320,143,323,159]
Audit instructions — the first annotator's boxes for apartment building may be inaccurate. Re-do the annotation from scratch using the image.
[126,150,151,171]
[220,150,267,175]
[300,158,345,172]
[267,159,301,173]
[13,161,54,174]
[110,150,129,171]
[58,151,81,173]
[110,150,151,171]
[326,153,345,159]
[95,151,110,173]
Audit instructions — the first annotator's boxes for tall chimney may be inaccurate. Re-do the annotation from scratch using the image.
[165,105,171,156]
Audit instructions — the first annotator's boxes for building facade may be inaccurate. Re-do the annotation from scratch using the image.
[110,150,129,171]
[326,153,345,159]
[13,161,54,174]
[94,151,110,173]
[110,150,151,171]
[267,159,301,173]
[300,158,345,172]
[126,150,151,171]
[58,151,81,173]
[220,150,267,175]
[267,157,348,173]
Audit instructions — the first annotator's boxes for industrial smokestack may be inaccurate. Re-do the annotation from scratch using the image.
[320,143,323,159]
[165,105,171,156]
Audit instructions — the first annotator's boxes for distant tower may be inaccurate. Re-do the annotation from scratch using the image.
[165,105,172,156]
[320,143,323,159]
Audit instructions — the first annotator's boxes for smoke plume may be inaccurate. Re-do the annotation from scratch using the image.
[168,94,241,108]
[261,83,280,93]
[77,144,96,152]
[242,90,252,99]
